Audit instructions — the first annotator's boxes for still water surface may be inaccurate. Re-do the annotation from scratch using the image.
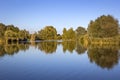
[0,41,120,80]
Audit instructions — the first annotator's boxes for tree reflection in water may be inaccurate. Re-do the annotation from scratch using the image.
[75,42,87,54]
[87,46,119,69]
[0,41,120,69]
[37,41,57,54]
[0,42,29,56]
[62,41,76,53]
[0,43,6,57]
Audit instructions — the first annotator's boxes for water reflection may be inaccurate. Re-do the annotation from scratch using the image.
[75,42,87,54]
[37,41,57,54]
[0,41,120,69]
[0,41,87,56]
[0,43,6,57]
[0,42,29,57]
[62,41,76,53]
[87,45,120,69]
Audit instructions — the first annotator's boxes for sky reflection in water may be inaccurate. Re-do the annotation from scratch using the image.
[0,41,120,80]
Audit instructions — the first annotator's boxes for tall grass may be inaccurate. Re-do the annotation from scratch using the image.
[79,35,120,46]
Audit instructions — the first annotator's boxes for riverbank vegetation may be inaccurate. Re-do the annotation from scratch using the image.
[0,14,120,44]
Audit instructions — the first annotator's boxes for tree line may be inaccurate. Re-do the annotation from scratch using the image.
[0,23,30,42]
[0,15,119,42]
[0,23,87,42]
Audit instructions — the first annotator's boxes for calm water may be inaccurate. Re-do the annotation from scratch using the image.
[0,41,120,80]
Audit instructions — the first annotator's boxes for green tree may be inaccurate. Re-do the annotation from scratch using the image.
[62,28,67,40]
[19,29,30,40]
[76,26,87,37]
[57,34,62,40]
[38,26,57,40]
[88,15,119,38]
[67,28,76,40]
[6,25,19,33]
[0,22,31,42]
[38,29,46,40]
[4,30,17,38]
[0,23,6,38]
[62,28,76,40]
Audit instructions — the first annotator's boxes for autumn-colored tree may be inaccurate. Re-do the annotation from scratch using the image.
[4,30,17,38]
[76,26,87,37]
[38,26,57,40]
[0,23,6,38]
[62,28,76,40]
[62,28,67,40]
[18,29,30,40]
[57,34,62,40]
[6,25,19,33]
[88,15,119,38]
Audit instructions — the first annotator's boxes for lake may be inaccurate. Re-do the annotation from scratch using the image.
[0,41,120,80]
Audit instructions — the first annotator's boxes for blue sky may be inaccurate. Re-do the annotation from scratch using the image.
[0,0,120,34]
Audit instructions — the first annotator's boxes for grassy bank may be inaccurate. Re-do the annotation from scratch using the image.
[89,38,120,45]
[78,35,120,47]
